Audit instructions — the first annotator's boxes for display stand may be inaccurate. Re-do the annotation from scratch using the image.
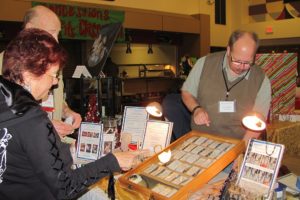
[236,139,285,199]
[119,131,245,200]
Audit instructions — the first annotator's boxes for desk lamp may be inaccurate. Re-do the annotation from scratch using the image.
[158,149,172,164]
[242,114,266,132]
[146,102,172,163]
[146,102,163,118]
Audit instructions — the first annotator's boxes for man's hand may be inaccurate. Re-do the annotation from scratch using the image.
[52,109,82,138]
[52,119,75,138]
[181,90,210,126]
[66,110,82,129]
[193,107,210,126]
[63,105,82,129]
[42,99,81,137]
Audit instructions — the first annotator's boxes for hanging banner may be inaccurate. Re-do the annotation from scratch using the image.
[256,53,298,116]
[33,2,124,40]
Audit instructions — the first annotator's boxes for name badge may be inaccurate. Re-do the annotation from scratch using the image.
[41,93,55,120]
[41,93,54,109]
[219,101,236,113]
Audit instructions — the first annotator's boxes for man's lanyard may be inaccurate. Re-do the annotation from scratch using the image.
[221,61,250,100]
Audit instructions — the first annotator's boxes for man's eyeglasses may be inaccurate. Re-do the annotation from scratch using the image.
[230,55,254,68]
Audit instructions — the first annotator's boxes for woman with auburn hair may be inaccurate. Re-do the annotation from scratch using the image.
[0,28,136,199]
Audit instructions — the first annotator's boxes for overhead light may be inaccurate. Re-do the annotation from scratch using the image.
[147,44,153,54]
[126,42,132,54]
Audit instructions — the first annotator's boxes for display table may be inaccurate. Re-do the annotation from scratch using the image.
[79,177,149,200]
[78,126,300,199]
[83,174,300,200]
[266,121,300,156]
[87,174,227,200]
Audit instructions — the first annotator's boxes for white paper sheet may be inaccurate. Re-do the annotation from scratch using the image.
[121,106,149,145]
[142,120,173,150]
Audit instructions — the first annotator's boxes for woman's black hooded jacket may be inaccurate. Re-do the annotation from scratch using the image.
[0,76,120,200]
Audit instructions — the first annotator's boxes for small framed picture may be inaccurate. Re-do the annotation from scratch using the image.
[165,172,179,182]
[142,120,173,150]
[185,154,200,164]
[186,166,202,177]
[157,169,172,179]
[173,150,185,160]
[172,175,188,185]
[144,164,159,174]
[121,106,149,145]
[237,139,285,199]
[151,166,165,176]
[194,137,207,145]
[183,143,197,152]
[101,133,115,156]
[77,122,103,160]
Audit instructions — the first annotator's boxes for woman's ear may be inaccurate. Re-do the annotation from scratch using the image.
[22,71,33,86]
[226,46,231,57]
[22,71,32,92]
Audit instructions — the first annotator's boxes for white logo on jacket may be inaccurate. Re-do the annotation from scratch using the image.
[0,128,12,183]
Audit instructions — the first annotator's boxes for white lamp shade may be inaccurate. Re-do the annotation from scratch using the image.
[242,115,266,131]
[146,102,163,117]
[158,149,172,164]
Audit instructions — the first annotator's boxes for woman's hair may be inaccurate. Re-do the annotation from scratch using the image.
[3,28,67,83]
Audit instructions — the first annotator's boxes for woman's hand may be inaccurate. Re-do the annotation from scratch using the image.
[113,151,139,171]
[113,150,151,171]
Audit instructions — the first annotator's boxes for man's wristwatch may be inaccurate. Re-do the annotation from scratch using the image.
[191,105,202,115]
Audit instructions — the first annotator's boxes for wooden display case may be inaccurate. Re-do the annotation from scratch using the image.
[119,131,245,200]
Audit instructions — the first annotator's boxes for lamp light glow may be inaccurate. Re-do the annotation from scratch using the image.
[242,115,266,131]
[158,149,172,164]
[146,102,163,117]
